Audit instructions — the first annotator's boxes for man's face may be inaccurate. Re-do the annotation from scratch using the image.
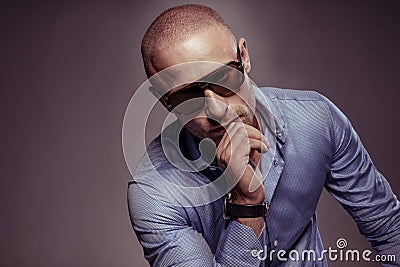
[149,27,256,144]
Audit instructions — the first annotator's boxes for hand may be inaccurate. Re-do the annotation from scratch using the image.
[216,121,269,205]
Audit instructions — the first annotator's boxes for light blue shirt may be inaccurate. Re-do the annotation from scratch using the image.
[128,87,400,266]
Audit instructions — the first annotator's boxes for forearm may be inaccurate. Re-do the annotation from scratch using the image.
[129,179,266,267]
[236,217,264,236]
[231,182,266,236]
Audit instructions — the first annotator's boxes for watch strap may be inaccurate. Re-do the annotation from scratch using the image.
[224,193,268,219]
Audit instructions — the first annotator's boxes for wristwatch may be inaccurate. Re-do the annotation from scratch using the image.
[223,193,268,220]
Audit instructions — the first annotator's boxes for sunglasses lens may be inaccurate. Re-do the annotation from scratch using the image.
[207,62,244,95]
[169,85,205,115]
[166,62,244,115]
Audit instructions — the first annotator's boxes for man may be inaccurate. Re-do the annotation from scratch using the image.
[127,4,400,266]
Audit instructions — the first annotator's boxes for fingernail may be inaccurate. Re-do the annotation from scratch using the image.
[262,143,269,152]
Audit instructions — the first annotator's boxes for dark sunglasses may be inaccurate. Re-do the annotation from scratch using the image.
[150,49,245,115]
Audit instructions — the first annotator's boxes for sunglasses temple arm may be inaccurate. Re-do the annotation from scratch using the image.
[149,86,173,112]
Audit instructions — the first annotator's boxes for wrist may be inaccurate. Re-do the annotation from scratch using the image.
[230,188,265,205]
[236,217,264,236]
[223,193,268,220]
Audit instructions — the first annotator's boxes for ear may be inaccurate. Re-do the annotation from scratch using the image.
[149,86,172,111]
[238,38,251,74]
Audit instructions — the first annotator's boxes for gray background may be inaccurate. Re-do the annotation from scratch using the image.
[1,1,399,266]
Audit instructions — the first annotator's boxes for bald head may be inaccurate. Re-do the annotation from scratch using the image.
[141,4,237,78]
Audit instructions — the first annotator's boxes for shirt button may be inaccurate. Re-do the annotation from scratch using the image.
[274,239,278,247]
[273,159,277,167]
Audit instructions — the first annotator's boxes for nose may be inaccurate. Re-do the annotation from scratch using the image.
[203,88,228,119]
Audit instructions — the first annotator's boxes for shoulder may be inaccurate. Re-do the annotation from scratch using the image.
[257,86,340,126]
[257,86,351,153]
[258,86,346,122]
[259,86,327,102]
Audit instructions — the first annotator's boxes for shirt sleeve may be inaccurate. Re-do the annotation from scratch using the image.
[128,180,265,267]
[323,96,400,266]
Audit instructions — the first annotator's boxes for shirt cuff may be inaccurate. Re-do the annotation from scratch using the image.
[215,220,265,266]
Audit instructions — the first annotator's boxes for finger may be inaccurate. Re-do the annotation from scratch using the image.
[216,125,268,169]
[229,138,268,156]
[226,124,269,152]
[247,139,269,153]
[216,122,270,171]
[224,122,270,149]
[240,124,270,149]
[216,122,241,162]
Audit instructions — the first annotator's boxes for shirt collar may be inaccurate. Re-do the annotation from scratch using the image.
[254,86,287,144]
